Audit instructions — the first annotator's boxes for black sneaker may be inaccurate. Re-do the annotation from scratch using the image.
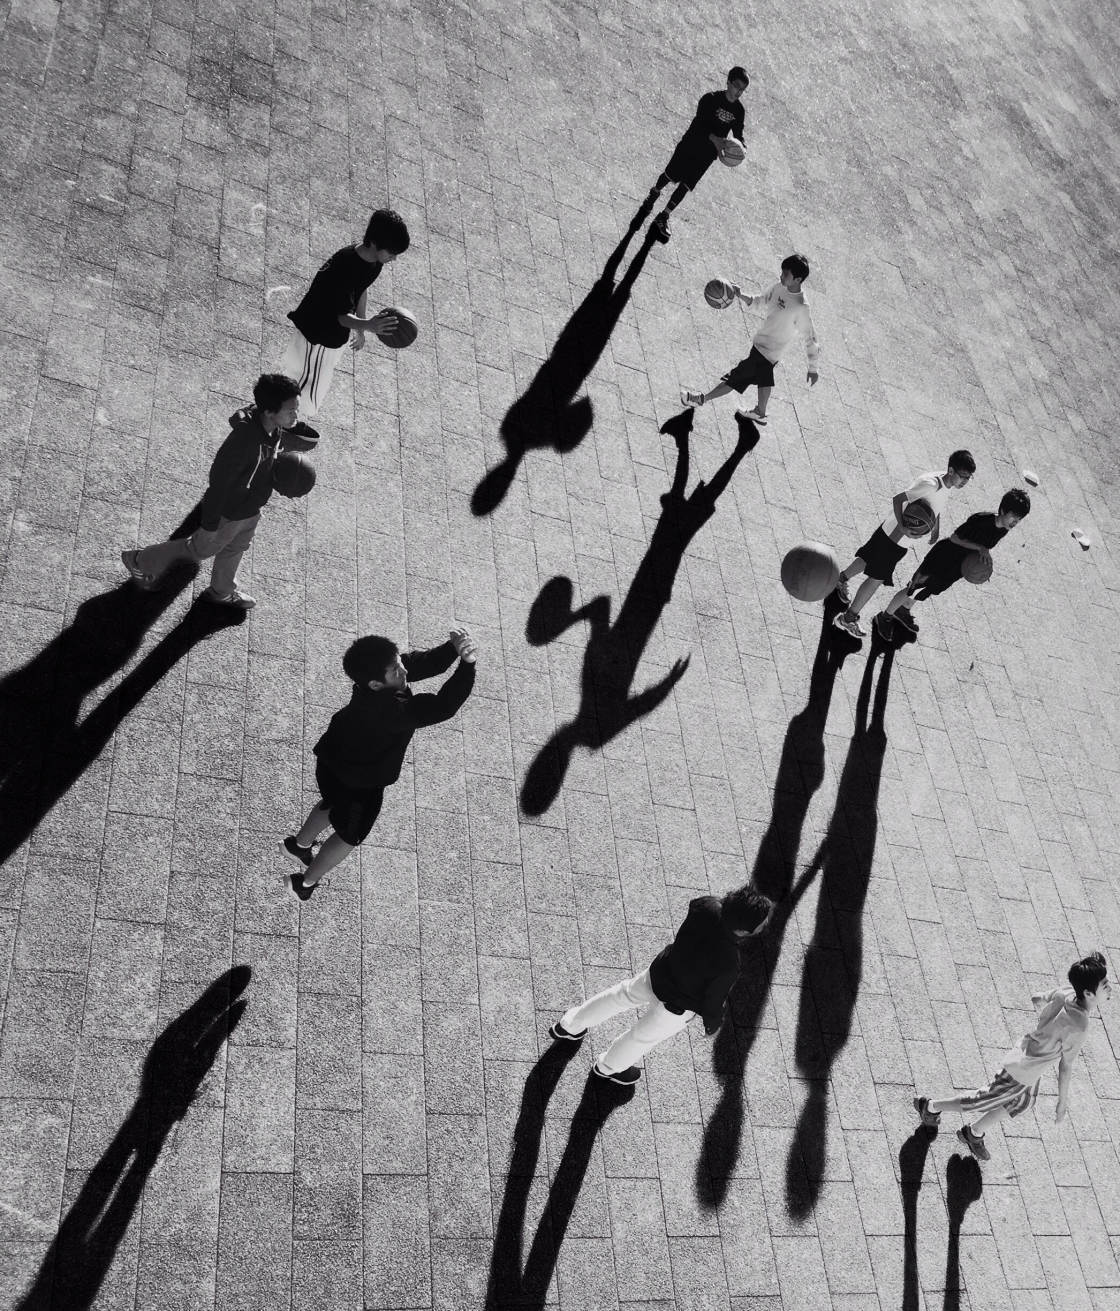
[652,213,671,243]
[591,1063,642,1085]
[873,611,897,642]
[290,872,318,902]
[956,1125,989,1161]
[282,836,314,867]
[913,1095,941,1129]
[121,549,158,590]
[895,607,919,634]
[548,1020,587,1042]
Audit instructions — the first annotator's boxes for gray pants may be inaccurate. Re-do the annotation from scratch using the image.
[137,514,259,596]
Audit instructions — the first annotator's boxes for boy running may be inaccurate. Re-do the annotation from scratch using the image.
[680,254,819,425]
[914,952,1110,1161]
[280,208,410,418]
[283,627,477,900]
[874,487,1031,641]
[832,450,976,639]
[647,67,749,244]
[121,374,309,610]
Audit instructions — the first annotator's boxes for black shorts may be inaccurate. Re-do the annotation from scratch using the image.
[315,758,385,846]
[663,139,717,190]
[722,347,776,393]
[909,543,963,600]
[854,527,908,586]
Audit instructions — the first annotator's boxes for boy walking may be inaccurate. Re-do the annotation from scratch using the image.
[832,450,976,638]
[121,374,309,610]
[680,254,819,425]
[283,627,477,900]
[280,208,410,418]
[874,488,1031,641]
[647,67,749,243]
[549,887,774,1085]
[914,952,1110,1161]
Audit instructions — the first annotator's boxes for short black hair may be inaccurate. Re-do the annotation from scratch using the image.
[343,635,400,685]
[999,487,1031,518]
[364,208,410,254]
[781,253,810,283]
[253,373,301,413]
[728,66,749,87]
[948,449,976,475]
[720,886,774,934]
[1068,950,1107,1002]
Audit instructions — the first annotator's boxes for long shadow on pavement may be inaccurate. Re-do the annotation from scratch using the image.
[785,644,894,1217]
[695,605,850,1208]
[520,411,758,817]
[487,1047,634,1308]
[899,1127,937,1311]
[472,197,657,516]
[15,966,251,1311]
[943,1154,983,1311]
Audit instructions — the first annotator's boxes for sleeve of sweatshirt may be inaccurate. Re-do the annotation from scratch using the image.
[700,962,739,1033]
[401,642,458,683]
[199,436,259,530]
[404,659,476,729]
[801,304,820,372]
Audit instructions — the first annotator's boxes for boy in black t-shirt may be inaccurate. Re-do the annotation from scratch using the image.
[279,208,410,418]
[647,67,748,243]
[873,488,1031,641]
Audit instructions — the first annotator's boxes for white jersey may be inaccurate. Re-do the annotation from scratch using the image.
[879,472,950,539]
[749,282,820,372]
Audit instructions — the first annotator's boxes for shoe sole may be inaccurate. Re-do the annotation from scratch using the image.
[281,839,314,868]
[548,1024,586,1042]
[956,1129,989,1161]
[591,1066,641,1085]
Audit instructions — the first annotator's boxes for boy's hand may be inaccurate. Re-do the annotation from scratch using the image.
[450,626,478,664]
[806,370,819,386]
[368,309,399,337]
[350,332,366,352]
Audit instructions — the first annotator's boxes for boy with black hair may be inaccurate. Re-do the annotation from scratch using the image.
[548,886,774,1085]
[280,207,411,418]
[647,67,749,243]
[680,254,819,425]
[914,951,1110,1161]
[832,450,976,639]
[121,373,310,610]
[874,487,1031,641]
[283,626,477,900]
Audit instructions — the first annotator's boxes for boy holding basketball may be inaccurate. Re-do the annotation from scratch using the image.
[914,951,1109,1161]
[121,374,311,610]
[832,450,975,638]
[280,208,410,418]
[283,627,478,900]
[680,254,819,425]
[873,488,1031,641]
[647,67,749,243]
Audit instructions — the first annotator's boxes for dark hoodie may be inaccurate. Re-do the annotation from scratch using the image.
[648,895,743,1032]
[199,407,284,531]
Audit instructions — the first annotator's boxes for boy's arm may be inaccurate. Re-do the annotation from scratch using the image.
[1054,1032,1087,1121]
[199,439,257,531]
[401,642,459,683]
[801,306,820,384]
[733,282,772,309]
[700,964,739,1034]
[404,658,476,729]
[930,513,941,546]
[949,530,993,559]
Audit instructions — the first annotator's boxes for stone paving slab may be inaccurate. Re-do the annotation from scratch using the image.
[1,0,1120,1308]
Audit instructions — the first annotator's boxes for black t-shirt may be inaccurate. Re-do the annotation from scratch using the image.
[648,895,742,1031]
[920,511,1008,579]
[684,91,746,147]
[288,246,383,348]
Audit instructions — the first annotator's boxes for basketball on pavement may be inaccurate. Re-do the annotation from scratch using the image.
[781,542,841,602]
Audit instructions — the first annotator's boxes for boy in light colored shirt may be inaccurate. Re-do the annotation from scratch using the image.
[680,253,819,426]
[914,951,1110,1161]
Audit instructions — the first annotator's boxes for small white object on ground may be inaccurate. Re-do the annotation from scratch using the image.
[1071,530,1091,549]
[1023,469,1039,486]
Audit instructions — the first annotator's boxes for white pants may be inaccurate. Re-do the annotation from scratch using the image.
[561,968,695,1074]
[280,328,342,418]
[137,514,259,596]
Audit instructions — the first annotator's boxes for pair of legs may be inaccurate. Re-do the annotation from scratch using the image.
[286,761,384,899]
[915,1069,1036,1160]
[279,328,342,419]
[834,527,908,637]
[558,967,694,1076]
[125,513,260,605]
[682,348,775,422]
[647,172,691,239]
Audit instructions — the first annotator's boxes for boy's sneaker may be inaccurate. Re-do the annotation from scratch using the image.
[680,388,705,408]
[121,549,157,590]
[548,1019,587,1043]
[833,576,852,606]
[205,587,256,609]
[956,1125,990,1161]
[873,611,897,642]
[895,607,919,634]
[289,872,319,902]
[913,1095,941,1129]
[833,611,867,639]
[652,213,671,242]
[282,836,314,868]
[591,1063,642,1086]
[738,407,767,426]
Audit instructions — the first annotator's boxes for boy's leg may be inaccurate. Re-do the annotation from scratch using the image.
[207,514,260,600]
[131,536,196,581]
[560,968,654,1036]
[681,381,734,407]
[847,576,880,616]
[595,996,693,1074]
[295,803,331,848]
[751,384,773,419]
[301,832,354,887]
[653,183,689,240]
[883,585,911,616]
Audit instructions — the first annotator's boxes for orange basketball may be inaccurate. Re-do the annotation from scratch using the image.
[961,553,993,584]
[781,542,840,602]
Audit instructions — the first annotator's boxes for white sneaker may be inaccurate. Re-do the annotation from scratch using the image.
[680,388,705,407]
[741,407,767,426]
[832,611,866,638]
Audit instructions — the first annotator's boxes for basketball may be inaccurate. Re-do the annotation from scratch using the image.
[272,451,317,498]
[781,541,841,603]
[719,139,746,167]
[704,277,736,309]
[901,498,935,538]
[376,307,419,349]
[961,552,993,584]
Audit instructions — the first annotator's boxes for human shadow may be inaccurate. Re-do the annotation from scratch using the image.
[15,966,251,1311]
[899,1127,937,1311]
[943,1154,983,1311]
[487,1049,635,1308]
[472,197,658,516]
[520,411,758,816]
[695,609,850,1208]
[0,510,244,868]
[785,645,894,1217]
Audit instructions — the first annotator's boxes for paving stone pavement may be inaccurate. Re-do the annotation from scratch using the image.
[1,0,1119,1307]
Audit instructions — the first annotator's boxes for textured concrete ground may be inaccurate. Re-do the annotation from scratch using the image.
[1,0,1119,1308]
